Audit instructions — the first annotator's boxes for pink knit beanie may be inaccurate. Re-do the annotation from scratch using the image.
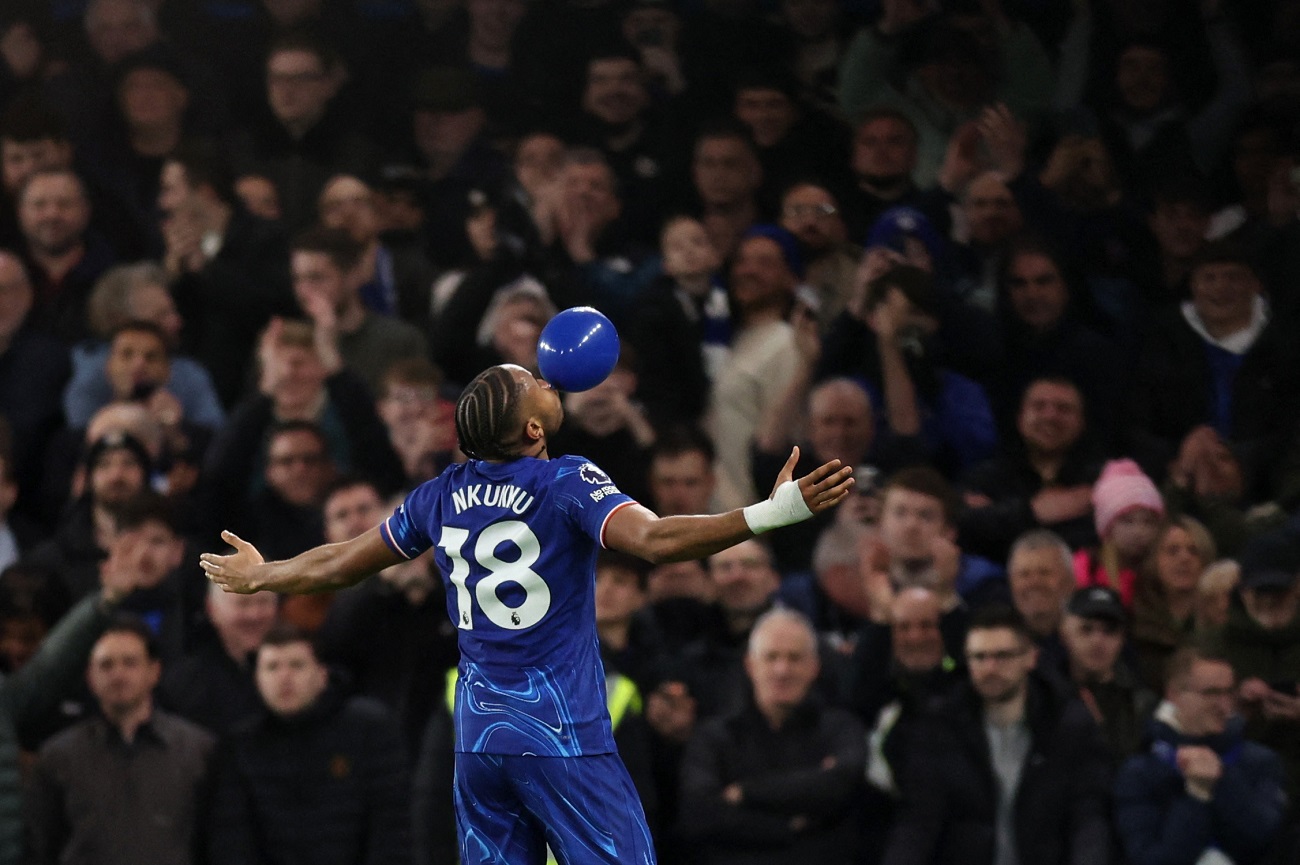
[1092,459,1165,537]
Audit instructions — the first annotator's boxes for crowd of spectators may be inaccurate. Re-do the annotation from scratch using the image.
[0,0,1296,862]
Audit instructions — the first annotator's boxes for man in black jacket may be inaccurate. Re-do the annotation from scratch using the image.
[678,608,866,865]
[883,605,1113,865]
[207,624,411,865]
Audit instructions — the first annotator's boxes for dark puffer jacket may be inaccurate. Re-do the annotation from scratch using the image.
[207,683,411,865]
[1114,712,1289,865]
[882,672,1114,865]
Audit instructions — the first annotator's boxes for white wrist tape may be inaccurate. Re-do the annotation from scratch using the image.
[743,480,814,534]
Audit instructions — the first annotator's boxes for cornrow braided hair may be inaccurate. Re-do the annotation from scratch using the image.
[455,366,526,461]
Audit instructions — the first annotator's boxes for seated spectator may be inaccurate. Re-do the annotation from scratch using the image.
[17,168,117,343]
[949,171,1027,314]
[731,67,850,211]
[63,263,224,431]
[405,66,510,266]
[158,141,295,408]
[28,616,214,865]
[673,539,783,721]
[850,587,964,819]
[960,377,1102,562]
[838,10,1053,187]
[678,608,866,865]
[159,580,279,736]
[202,318,404,534]
[530,146,658,323]
[1202,533,1300,796]
[777,0,855,115]
[1127,173,1213,312]
[1005,529,1077,672]
[374,358,458,486]
[1034,133,1144,339]
[67,323,216,479]
[1075,459,1165,606]
[1131,516,1217,690]
[1114,647,1289,865]
[819,264,997,476]
[0,96,146,259]
[626,214,727,430]
[1089,21,1251,195]
[207,624,411,865]
[595,549,664,691]
[857,206,1002,385]
[882,605,1112,865]
[0,564,71,676]
[225,32,380,232]
[1128,242,1300,503]
[861,467,1007,621]
[101,494,189,662]
[646,429,717,518]
[0,539,141,865]
[838,109,936,241]
[572,45,677,245]
[688,120,768,260]
[27,431,151,600]
[82,46,196,241]
[1195,559,1239,631]
[550,356,656,504]
[316,477,457,752]
[317,173,435,326]
[708,226,801,511]
[1059,586,1158,757]
[0,252,69,512]
[990,240,1124,444]
[755,374,910,575]
[290,226,430,397]
[811,467,886,632]
[236,420,335,563]
[778,181,859,331]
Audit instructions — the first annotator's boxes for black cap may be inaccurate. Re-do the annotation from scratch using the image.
[83,431,152,474]
[1066,586,1126,625]
[1238,534,1300,591]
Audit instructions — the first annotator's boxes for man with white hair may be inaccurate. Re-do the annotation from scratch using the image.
[678,608,866,865]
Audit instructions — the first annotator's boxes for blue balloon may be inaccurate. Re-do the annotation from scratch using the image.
[537,307,621,392]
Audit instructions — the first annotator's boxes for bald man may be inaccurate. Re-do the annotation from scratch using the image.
[755,376,922,573]
[679,608,866,865]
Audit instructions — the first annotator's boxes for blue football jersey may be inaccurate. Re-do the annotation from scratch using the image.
[382,455,636,757]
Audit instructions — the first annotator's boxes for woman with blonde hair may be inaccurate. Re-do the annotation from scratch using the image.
[1131,515,1217,689]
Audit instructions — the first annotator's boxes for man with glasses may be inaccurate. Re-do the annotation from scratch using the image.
[883,605,1112,865]
[1114,646,1289,865]
[1059,586,1157,756]
[778,182,859,330]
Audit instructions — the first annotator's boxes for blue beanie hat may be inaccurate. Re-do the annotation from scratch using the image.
[865,207,946,263]
[741,223,805,279]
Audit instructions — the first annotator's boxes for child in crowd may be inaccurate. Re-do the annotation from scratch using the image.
[1074,459,1165,606]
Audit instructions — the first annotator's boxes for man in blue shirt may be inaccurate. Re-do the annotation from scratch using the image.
[201,362,853,865]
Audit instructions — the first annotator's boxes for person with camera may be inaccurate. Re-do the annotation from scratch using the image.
[818,259,997,478]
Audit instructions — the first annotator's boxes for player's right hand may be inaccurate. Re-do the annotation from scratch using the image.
[199,531,267,594]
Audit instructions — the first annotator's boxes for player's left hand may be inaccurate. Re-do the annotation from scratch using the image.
[774,447,854,514]
[200,531,267,594]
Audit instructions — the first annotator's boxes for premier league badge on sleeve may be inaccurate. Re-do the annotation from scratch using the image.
[579,464,611,485]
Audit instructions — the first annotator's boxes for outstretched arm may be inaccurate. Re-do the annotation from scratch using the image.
[604,448,853,564]
[200,527,404,594]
